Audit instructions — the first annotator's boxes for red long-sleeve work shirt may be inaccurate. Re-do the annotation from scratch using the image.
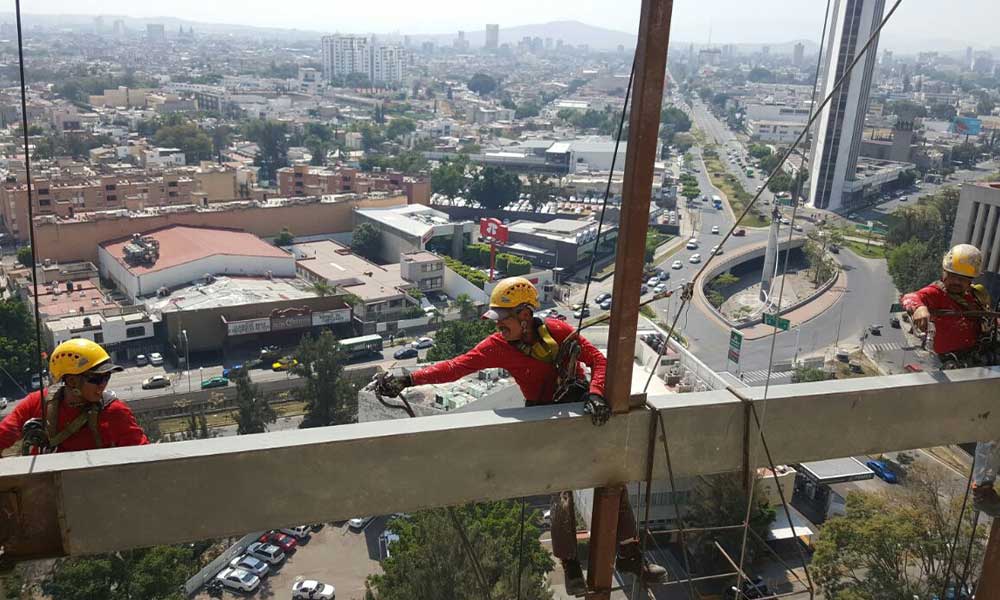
[0,389,149,454]
[411,317,606,405]
[901,282,992,355]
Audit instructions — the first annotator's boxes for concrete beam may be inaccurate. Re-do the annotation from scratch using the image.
[1,368,998,560]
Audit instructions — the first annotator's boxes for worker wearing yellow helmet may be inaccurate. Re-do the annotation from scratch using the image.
[0,338,148,454]
[374,276,668,592]
[901,243,1000,516]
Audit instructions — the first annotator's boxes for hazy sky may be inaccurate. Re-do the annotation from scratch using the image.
[23,0,1000,51]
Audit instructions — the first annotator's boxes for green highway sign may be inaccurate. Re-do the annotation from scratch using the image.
[729,329,743,350]
[890,303,903,313]
[763,312,791,331]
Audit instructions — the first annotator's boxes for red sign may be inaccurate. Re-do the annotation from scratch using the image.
[479,218,509,243]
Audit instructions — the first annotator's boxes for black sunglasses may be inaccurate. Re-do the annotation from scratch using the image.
[83,372,112,385]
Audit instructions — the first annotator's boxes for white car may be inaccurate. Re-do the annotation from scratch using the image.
[689,254,702,264]
[780,218,791,225]
[149,352,164,366]
[671,260,683,270]
[711,245,723,255]
[280,525,312,539]
[135,354,149,367]
[229,554,270,578]
[685,241,698,250]
[215,567,260,593]
[711,225,720,234]
[246,542,285,565]
[654,284,668,294]
[348,516,375,530]
[292,580,336,599]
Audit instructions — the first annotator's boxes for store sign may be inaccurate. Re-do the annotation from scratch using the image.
[312,308,351,326]
[226,317,271,337]
[479,218,509,243]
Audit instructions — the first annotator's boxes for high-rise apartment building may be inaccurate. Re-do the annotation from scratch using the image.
[793,42,805,66]
[808,0,886,211]
[951,182,1000,298]
[321,35,405,84]
[146,24,165,40]
[321,35,371,82]
[485,24,499,50]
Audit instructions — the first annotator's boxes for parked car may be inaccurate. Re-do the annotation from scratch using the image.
[229,554,270,579]
[733,228,747,236]
[647,277,660,287]
[414,337,434,349]
[280,525,312,540]
[654,284,668,294]
[689,254,701,264]
[141,375,171,390]
[245,541,283,563]
[222,364,245,379]
[148,352,164,366]
[640,285,649,295]
[292,580,336,599]
[393,347,418,360]
[866,459,898,484]
[135,354,149,367]
[272,357,299,371]
[780,218,791,225]
[214,567,260,593]
[711,225,720,234]
[671,260,683,270]
[259,345,281,362]
[594,293,611,304]
[349,516,375,530]
[573,306,591,319]
[599,299,612,310]
[259,531,298,553]
[200,376,229,390]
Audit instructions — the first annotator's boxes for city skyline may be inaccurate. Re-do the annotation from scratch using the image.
[11,0,1000,51]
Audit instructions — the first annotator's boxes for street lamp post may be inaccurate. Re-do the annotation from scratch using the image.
[181,329,191,393]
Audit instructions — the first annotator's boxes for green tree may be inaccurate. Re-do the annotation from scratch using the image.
[748,144,772,159]
[792,366,828,382]
[431,156,469,197]
[888,239,940,296]
[352,222,382,262]
[427,320,495,362]
[468,166,522,210]
[929,103,957,120]
[386,117,417,140]
[293,331,358,428]
[43,545,196,600]
[684,473,776,574]
[514,102,541,119]
[467,73,498,96]
[886,100,928,119]
[274,228,294,246]
[232,371,276,435]
[659,106,692,140]
[813,464,986,598]
[524,174,555,209]
[311,281,335,297]
[16,245,32,268]
[360,125,384,151]
[153,123,213,164]
[368,502,554,600]
[452,293,478,321]
[672,133,696,153]
[748,67,775,83]
[243,120,289,183]
[0,299,37,396]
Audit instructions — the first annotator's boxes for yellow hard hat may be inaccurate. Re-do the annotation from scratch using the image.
[49,338,122,383]
[942,244,983,278]
[483,277,540,320]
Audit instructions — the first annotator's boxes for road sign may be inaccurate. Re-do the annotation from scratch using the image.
[763,312,791,331]
[727,348,741,363]
[729,329,743,350]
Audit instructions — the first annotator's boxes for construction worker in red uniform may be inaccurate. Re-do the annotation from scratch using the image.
[902,243,1000,516]
[375,277,667,595]
[0,338,148,455]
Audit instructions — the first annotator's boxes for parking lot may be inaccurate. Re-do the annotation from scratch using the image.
[195,519,389,599]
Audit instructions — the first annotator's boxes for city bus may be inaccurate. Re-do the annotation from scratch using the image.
[338,334,384,360]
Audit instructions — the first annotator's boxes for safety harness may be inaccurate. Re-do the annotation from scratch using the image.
[21,384,105,455]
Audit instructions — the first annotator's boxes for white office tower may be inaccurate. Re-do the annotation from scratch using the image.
[321,35,371,82]
[808,0,886,211]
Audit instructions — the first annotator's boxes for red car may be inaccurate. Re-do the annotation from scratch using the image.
[733,228,747,237]
[259,531,298,553]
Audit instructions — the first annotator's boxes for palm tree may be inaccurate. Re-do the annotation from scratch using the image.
[452,293,477,320]
[311,281,334,297]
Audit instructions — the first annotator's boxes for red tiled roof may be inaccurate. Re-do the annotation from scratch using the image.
[101,225,289,275]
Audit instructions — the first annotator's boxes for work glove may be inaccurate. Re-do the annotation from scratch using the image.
[374,372,412,398]
[583,393,611,426]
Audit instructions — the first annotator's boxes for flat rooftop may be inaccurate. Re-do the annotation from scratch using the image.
[101,225,290,276]
[796,457,874,484]
[355,204,457,238]
[292,240,411,302]
[31,280,118,320]
[143,275,317,313]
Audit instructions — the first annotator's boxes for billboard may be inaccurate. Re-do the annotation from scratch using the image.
[225,317,271,337]
[312,308,351,326]
[950,116,982,136]
[479,218,509,243]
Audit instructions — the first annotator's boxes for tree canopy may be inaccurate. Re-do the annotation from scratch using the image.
[292,331,359,428]
[352,222,382,262]
[431,156,470,197]
[885,188,960,294]
[232,371,276,435]
[0,299,39,396]
[43,545,197,600]
[153,122,213,164]
[426,320,496,362]
[467,73,498,96]
[368,502,554,600]
[468,166,521,210]
[243,120,289,183]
